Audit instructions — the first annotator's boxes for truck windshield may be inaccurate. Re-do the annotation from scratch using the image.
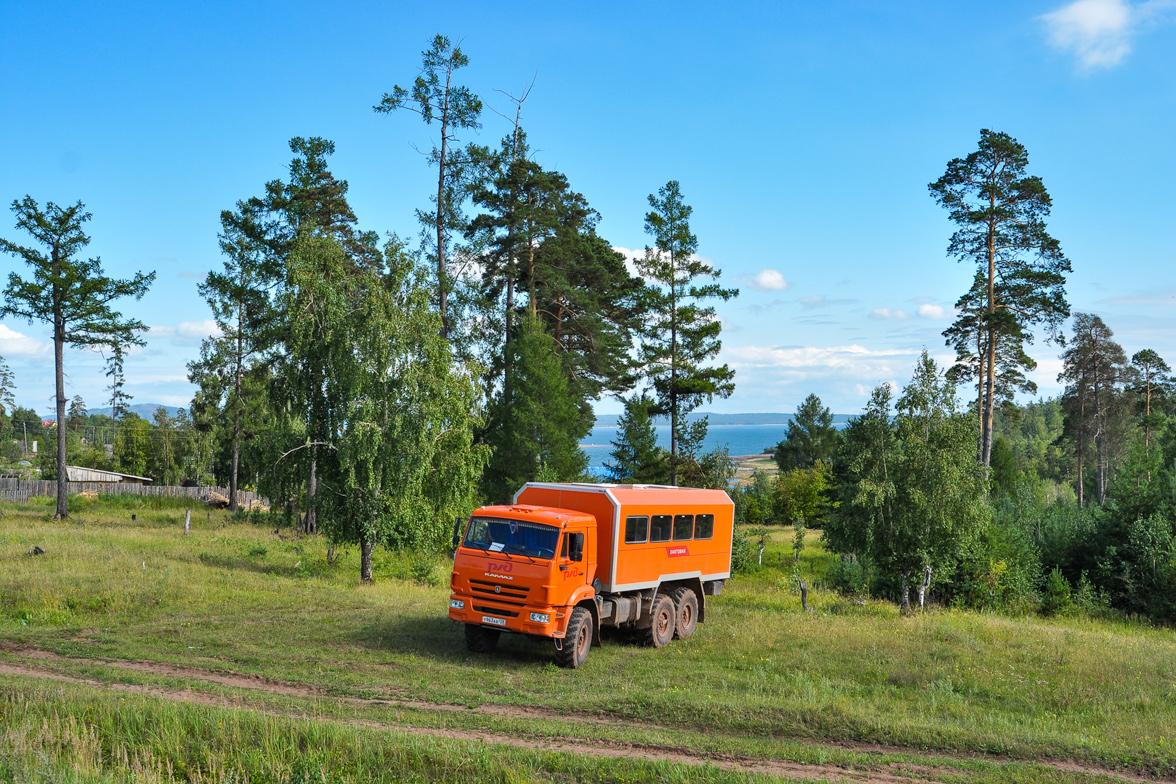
[462,517,560,560]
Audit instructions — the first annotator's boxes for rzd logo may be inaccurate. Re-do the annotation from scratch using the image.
[487,562,513,573]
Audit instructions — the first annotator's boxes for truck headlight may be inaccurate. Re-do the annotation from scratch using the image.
[450,599,465,609]
[529,612,550,623]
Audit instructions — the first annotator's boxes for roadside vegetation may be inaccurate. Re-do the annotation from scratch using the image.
[2,494,1174,783]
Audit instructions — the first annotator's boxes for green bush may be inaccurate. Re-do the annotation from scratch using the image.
[1041,567,1071,616]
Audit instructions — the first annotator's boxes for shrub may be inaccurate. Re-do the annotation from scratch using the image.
[1041,567,1071,616]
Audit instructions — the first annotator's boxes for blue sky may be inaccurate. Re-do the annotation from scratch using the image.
[2,0,1174,416]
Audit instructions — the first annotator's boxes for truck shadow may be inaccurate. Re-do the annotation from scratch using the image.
[349,616,643,668]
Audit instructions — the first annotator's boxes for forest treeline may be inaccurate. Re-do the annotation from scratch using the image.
[2,39,1173,619]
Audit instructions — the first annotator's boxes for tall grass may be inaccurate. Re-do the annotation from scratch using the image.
[0,678,771,784]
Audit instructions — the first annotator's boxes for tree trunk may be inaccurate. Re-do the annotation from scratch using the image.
[229,307,243,512]
[305,456,317,534]
[436,68,453,341]
[360,537,374,583]
[54,320,68,519]
[918,564,933,611]
[669,249,678,486]
[798,578,809,612]
[900,571,911,614]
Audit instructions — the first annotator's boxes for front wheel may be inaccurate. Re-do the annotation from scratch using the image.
[465,623,500,653]
[555,607,593,669]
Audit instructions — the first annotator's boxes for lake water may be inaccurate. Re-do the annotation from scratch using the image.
[581,424,788,472]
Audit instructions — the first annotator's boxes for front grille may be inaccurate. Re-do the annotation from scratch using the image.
[474,605,520,618]
[470,579,529,600]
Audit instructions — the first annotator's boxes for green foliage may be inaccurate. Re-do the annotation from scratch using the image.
[113,414,151,477]
[282,235,487,575]
[605,393,668,483]
[1042,567,1071,616]
[483,315,588,502]
[775,393,838,470]
[773,461,836,528]
[730,525,763,574]
[674,417,735,489]
[828,353,988,609]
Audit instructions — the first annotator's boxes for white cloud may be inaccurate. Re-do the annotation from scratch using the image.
[750,269,789,292]
[870,307,909,320]
[725,344,917,373]
[148,320,223,347]
[917,303,948,319]
[1041,0,1175,70]
[0,324,50,357]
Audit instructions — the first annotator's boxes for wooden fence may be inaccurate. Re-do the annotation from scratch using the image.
[0,478,261,507]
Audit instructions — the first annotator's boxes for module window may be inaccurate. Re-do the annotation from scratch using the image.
[673,514,694,541]
[650,514,672,543]
[624,515,649,544]
[694,513,715,540]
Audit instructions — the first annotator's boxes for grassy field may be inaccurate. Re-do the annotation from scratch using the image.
[1,494,1175,783]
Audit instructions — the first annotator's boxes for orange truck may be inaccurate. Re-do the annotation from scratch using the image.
[448,482,734,668]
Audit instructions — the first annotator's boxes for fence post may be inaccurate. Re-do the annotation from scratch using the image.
[184,508,191,536]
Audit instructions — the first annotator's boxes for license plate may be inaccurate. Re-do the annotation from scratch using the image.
[482,616,506,627]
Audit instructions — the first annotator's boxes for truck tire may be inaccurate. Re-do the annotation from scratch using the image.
[555,606,592,669]
[465,623,499,653]
[648,595,675,648]
[670,587,699,640]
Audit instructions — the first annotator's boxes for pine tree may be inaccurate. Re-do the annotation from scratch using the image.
[929,130,1070,468]
[637,181,737,485]
[775,393,838,470]
[1059,313,1128,506]
[605,394,668,483]
[375,34,483,340]
[0,197,154,517]
[482,315,589,502]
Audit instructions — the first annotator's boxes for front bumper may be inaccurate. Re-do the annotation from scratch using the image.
[449,593,567,637]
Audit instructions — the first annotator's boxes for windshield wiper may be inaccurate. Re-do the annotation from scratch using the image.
[502,544,539,563]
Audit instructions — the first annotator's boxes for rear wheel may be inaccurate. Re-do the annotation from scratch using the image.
[648,595,675,648]
[465,623,500,653]
[555,606,593,669]
[670,587,699,640]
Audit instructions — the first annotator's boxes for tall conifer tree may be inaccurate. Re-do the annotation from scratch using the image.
[636,181,737,485]
[929,130,1070,469]
[1,197,154,517]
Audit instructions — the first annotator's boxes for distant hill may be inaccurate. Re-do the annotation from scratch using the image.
[592,411,854,427]
[43,403,183,420]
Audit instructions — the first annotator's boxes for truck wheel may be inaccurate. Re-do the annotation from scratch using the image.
[670,587,699,640]
[555,607,592,669]
[648,595,675,648]
[465,623,499,653]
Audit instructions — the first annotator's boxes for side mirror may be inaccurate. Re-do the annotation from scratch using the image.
[451,516,464,549]
[569,532,584,563]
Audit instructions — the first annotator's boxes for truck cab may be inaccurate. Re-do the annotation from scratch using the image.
[449,483,733,668]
